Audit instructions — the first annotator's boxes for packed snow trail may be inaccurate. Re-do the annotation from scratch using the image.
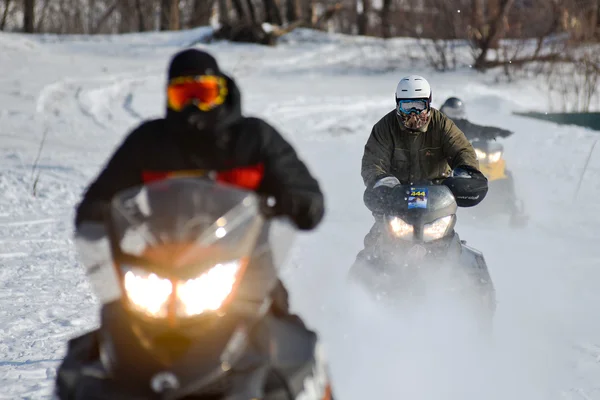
[0,28,598,399]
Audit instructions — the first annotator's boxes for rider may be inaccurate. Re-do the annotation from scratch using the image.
[439,97,513,141]
[440,96,526,225]
[74,48,325,321]
[354,75,488,268]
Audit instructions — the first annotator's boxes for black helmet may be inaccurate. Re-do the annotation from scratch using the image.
[440,97,466,120]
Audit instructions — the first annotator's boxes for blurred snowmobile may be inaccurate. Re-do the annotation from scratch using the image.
[54,178,334,400]
[348,175,497,331]
[440,97,529,228]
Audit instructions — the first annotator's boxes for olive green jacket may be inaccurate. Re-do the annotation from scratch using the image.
[361,108,479,187]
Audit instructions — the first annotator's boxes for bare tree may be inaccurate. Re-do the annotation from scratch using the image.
[1,0,13,30]
[23,0,34,32]
[357,0,370,35]
[92,1,119,33]
[189,0,215,27]
[286,0,300,23]
[218,0,231,26]
[302,0,316,26]
[161,0,180,31]
[263,0,283,25]
[245,0,258,24]
[472,0,515,70]
[381,0,392,38]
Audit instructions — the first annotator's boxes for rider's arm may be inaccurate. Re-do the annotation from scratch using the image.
[252,118,325,231]
[75,125,145,227]
[440,115,480,171]
[459,119,513,141]
[361,117,396,188]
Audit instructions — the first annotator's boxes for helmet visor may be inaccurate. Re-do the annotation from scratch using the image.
[167,75,228,112]
[397,99,428,115]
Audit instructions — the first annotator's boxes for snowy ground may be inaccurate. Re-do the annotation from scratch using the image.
[0,27,599,399]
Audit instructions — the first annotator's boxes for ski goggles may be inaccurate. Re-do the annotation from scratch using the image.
[397,99,429,115]
[167,75,228,112]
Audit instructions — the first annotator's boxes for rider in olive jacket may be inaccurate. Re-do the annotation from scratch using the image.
[362,107,480,187]
[355,75,488,268]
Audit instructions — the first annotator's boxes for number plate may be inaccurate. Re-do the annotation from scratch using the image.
[408,187,428,209]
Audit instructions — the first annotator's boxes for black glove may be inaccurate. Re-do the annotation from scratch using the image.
[363,184,397,214]
[500,128,514,138]
[443,165,488,207]
[276,190,325,230]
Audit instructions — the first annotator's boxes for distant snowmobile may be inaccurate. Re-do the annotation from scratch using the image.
[466,137,529,227]
[348,179,496,331]
[54,178,334,400]
[439,96,528,227]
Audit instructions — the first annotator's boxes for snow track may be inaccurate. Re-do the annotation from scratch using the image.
[0,28,598,399]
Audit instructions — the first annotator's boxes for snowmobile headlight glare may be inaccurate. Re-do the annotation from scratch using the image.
[423,215,452,242]
[122,261,242,319]
[176,260,241,317]
[123,267,172,318]
[388,217,414,238]
[488,151,502,163]
[474,149,487,160]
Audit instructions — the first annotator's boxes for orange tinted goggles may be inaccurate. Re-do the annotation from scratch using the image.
[167,75,228,112]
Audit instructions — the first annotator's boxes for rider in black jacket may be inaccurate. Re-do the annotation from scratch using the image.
[75,48,325,316]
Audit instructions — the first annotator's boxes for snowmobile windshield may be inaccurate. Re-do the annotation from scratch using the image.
[108,177,295,279]
[105,178,295,319]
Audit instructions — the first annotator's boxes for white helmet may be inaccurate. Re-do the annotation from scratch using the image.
[395,75,432,103]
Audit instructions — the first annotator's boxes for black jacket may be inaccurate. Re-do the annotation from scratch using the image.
[75,76,324,231]
[452,118,513,142]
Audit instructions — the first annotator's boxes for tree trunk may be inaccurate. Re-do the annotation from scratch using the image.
[134,0,146,31]
[191,0,214,27]
[1,0,12,30]
[23,0,34,33]
[169,0,180,30]
[286,0,299,23]
[118,0,132,33]
[263,0,283,25]
[472,0,484,28]
[474,0,515,70]
[245,0,257,24]
[92,0,118,33]
[161,0,180,31]
[302,0,315,26]
[357,0,371,35]
[218,0,230,25]
[381,0,392,38]
[231,0,248,23]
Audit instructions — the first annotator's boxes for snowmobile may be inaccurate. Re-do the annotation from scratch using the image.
[348,181,496,329]
[463,138,528,227]
[54,178,334,400]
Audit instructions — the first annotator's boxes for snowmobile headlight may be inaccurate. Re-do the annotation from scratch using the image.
[175,260,241,317]
[122,260,242,319]
[123,267,173,318]
[474,148,487,160]
[423,215,453,242]
[488,151,502,163]
[388,217,414,239]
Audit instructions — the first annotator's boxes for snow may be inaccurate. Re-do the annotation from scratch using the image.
[0,27,599,399]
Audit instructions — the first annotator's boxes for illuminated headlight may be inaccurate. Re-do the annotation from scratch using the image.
[176,261,240,316]
[122,261,241,319]
[475,149,487,160]
[422,215,453,242]
[388,217,414,239]
[488,151,502,163]
[124,268,172,318]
